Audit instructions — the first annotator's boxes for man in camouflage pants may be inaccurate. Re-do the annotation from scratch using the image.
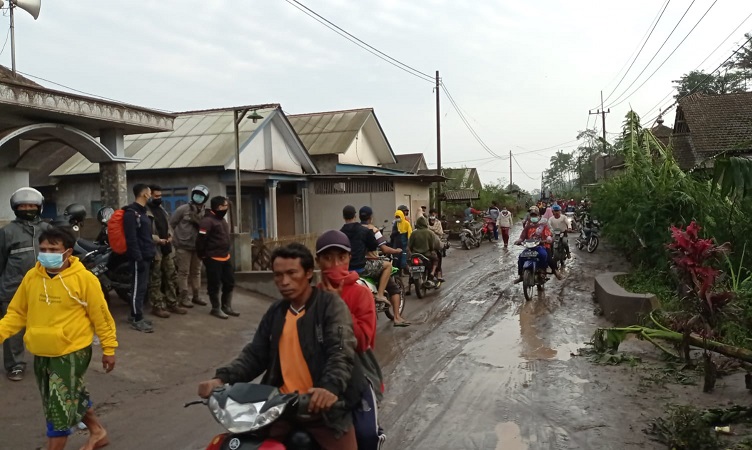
[147,185,186,318]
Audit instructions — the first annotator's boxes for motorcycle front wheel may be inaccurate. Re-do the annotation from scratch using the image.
[587,236,600,253]
[522,270,534,301]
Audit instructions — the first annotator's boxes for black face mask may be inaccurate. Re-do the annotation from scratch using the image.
[15,209,39,222]
[213,209,227,219]
[149,198,163,207]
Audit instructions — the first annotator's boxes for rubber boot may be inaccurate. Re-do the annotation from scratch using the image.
[192,289,208,306]
[209,294,228,319]
[221,292,240,317]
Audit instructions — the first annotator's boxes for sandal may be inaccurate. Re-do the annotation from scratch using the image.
[393,321,411,327]
[7,366,24,381]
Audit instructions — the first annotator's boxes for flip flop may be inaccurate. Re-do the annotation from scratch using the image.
[393,321,411,327]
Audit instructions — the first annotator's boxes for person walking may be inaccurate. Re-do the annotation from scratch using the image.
[196,196,238,320]
[487,201,501,241]
[0,227,118,450]
[124,184,156,333]
[147,185,186,319]
[498,205,513,248]
[0,187,49,381]
[170,184,210,309]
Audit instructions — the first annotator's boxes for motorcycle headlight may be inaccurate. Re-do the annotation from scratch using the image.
[209,396,263,434]
[249,404,287,431]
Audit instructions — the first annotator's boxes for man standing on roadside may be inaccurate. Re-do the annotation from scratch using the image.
[196,196,238,320]
[170,185,210,309]
[0,187,49,381]
[125,184,156,333]
[0,227,117,450]
[147,185,186,319]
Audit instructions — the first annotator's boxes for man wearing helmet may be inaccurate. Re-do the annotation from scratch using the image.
[170,185,210,309]
[514,206,562,282]
[548,204,572,259]
[0,187,50,381]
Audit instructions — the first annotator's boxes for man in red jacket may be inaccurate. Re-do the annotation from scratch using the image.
[315,230,385,450]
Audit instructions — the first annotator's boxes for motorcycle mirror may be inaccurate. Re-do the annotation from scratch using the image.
[455,220,460,223]
[72,225,80,232]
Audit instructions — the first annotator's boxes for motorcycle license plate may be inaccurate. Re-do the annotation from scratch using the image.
[521,250,538,258]
[410,266,425,272]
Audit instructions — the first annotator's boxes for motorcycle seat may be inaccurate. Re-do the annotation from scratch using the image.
[76,239,101,253]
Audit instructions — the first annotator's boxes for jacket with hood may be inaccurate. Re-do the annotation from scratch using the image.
[408,216,436,256]
[0,256,118,357]
[123,202,156,262]
[196,210,231,260]
[214,288,363,435]
[169,202,205,251]
[147,203,174,259]
[427,217,444,237]
[498,210,513,228]
[0,218,50,302]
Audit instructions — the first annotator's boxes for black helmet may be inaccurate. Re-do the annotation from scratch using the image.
[397,205,409,213]
[96,206,115,224]
[65,203,87,222]
[10,187,44,212]
[191,184,209,204]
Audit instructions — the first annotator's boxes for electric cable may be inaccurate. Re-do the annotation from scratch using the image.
[440,82,503,159]
[512,155,537,180]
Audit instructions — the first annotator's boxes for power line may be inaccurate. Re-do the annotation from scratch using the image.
[512,155,537,180]
[608,0,720,109]
[284,0,433,83]
[641,11,752,119]
[440,82,503,159]
[0,26,9,56]
[605,0,699,109]
[600,0,672,106]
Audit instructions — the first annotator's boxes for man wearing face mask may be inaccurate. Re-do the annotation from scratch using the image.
[498,206,513,248]
[147,185,186,319]
[514,206,562,282]
[124,184,156,333]
[0,187,50,381]
[170,184,210,309]
[196,196,237,320]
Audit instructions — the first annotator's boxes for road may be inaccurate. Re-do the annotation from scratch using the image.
[2,229,687,450]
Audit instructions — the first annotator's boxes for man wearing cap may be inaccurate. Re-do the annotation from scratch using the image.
[358,206,410,327]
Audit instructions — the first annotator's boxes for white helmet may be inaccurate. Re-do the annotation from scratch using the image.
[10,187,44,212]
[190,184,209,204]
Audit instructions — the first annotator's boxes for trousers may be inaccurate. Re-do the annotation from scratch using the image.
[149,255,178,309]
[517,246,556,275]
[203,258,235,297]
[0,301,24,371]
[175,248,201,299]
[130,260,151,321]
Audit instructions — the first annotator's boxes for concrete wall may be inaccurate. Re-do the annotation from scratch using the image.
[340,129,380,166]
[307,187,396,234]
[311,154,339,174]
[595,272,660,326]
[393,180,431,220]
[0,141,29,221]
[233,120,305,174]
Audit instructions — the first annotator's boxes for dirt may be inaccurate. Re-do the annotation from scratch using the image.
[1,226,749,449]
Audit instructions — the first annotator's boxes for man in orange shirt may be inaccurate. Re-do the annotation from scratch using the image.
[198,243,361,450]
[196,196,238,320]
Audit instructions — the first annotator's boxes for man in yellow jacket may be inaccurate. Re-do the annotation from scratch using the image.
[0,227,118,450]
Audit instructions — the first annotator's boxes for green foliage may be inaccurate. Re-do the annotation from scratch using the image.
[672,70,747,99]
[477,178,517,210]
[615,269,678,309]
[646,405,721,450]
[713,156,752,199]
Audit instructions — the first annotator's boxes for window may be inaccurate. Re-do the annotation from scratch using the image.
[313,179,393,195]
[159,187,189,214]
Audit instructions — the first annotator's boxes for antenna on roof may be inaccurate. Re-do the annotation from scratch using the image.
[0,0,42,76]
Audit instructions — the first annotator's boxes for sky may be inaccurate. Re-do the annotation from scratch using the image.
[3,0,751,192]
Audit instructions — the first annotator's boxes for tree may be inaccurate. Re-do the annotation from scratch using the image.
[672,70,746,99]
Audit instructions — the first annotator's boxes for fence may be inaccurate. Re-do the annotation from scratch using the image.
[251,233,320,271]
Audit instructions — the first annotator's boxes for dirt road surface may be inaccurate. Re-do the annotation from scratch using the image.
[2,229,749,449]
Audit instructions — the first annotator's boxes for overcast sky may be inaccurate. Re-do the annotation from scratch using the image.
[4,0,750,191]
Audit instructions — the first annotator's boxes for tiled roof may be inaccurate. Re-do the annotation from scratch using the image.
[383,153,427,173]
[672,92,752,169]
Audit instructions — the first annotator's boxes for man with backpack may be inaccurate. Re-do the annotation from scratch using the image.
[124,184,156,332]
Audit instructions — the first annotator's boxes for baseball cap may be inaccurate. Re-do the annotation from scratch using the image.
[359,206,373,221]
[316,230,352,254]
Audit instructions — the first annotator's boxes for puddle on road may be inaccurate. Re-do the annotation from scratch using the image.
[494,422,529,450]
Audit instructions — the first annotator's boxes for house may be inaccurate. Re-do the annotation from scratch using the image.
[383,152,428,173]
[289,109,441,232]
[46,104,317,239]
[671,92,752,170]
[441,167,483,191]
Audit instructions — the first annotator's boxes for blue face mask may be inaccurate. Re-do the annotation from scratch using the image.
[38,252,66,269]
[530,217,540,223]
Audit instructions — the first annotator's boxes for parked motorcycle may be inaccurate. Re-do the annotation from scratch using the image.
[357,256,405,320]
[551,230,567,270]
[457,220,482,249]
[516,238,549,301]
[407,253,442,298]
[187,382,344,450]
[481,216,495,243]
[576,215,601,253]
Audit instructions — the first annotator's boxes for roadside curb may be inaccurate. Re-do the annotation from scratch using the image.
[594,272,660,326]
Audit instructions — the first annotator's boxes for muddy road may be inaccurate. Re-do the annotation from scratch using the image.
[4,228,737,449]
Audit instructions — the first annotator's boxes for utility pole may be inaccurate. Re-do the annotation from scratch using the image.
[509,150,513,189]
[435,70,442,218]
[589,90,610,154]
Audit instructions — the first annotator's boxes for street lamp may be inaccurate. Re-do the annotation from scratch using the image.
[0,0,42,76]
[233,108,264,234]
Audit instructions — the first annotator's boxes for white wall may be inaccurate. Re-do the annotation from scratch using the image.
[231,120,305,174]
[339,129,381,167]
[393,180,431,223]
[308,190,396,234]
[0,169,31,221]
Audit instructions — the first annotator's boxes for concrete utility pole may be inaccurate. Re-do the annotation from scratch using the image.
[509,150,513,188]
[435,70,442,218]
[589,91,610,154]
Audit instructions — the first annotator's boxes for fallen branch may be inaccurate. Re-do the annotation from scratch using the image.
[591,326,752,364]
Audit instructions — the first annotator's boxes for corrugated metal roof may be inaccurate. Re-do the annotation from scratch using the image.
[51,106,279,176]
[442,189,479,201]
[288,109,372,155]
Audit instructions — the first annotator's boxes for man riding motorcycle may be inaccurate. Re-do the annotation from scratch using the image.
[513,207,562,283]
[427,210,445,282]
[547,204,572,259]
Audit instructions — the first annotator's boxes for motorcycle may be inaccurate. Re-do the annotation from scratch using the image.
[52,205,132,303]
[575,215,601,253]
[407,253,441,298]
[516,238,549,301]
[564,211,577,231]
[357,256,405,320]
[187,382,345,450]
[480,216,495,243]
[457,220,482,249]
[551,230,567,270]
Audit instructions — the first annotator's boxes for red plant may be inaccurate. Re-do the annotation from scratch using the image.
[666,221,733,316]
